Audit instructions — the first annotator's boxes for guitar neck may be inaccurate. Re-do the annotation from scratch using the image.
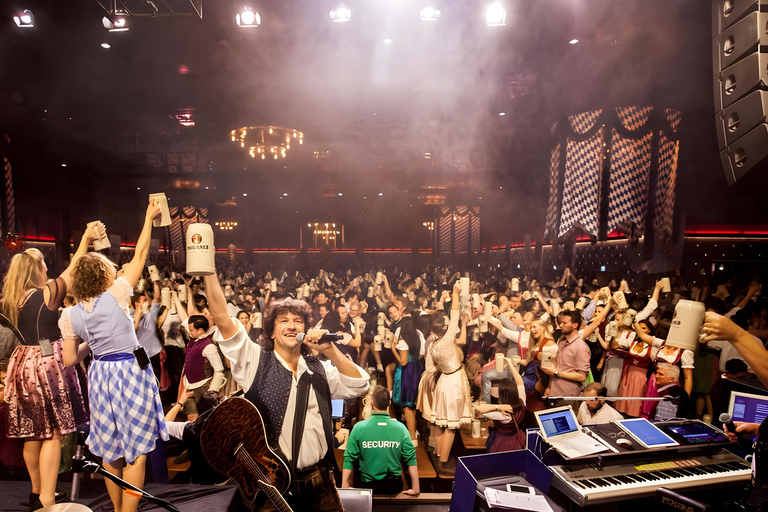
[260,482,293,512]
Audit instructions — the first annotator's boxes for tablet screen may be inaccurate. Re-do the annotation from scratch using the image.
[616,418,678,449]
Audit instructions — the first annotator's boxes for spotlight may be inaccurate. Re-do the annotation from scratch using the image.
[102,15,129,32]
[101,43,111,49]
[420,7,440,21]
[13,9,34,28]
[569,38,579,45]
[330,3,351,23]
[236,7,261,28]
[486,3,506,26]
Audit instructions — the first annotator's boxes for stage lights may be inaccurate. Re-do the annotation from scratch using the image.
[102,15,128,32]
[330,3,351,23]
[13,9,34,28]
[486,3,506,26]
[419,7,440,21]
[236,7,261,28]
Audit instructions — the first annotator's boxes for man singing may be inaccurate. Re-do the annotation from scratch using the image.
[204,271,370,511]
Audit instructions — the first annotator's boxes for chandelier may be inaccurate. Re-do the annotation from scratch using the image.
[230,126,304,159]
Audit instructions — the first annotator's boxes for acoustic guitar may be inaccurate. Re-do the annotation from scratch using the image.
[200,396,293,512]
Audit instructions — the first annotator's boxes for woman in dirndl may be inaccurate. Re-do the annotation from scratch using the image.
[2,226,98,509]
[391,317,426,445]
[61,200,167,512]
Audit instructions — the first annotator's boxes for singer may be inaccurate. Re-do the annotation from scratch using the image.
[203,268,370,511]
[61,200,168,512]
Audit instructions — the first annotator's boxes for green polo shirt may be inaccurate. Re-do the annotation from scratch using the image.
[343,412,416,482]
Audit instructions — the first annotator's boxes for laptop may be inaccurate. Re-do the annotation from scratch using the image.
[534,406,610,459]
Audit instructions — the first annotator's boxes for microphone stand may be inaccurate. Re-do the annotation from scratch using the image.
[71,459,180,512]
[543,396,673,401]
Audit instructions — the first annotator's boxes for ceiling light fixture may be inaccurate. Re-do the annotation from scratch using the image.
[486,3,506,26]
[330,3,351,23]
[13,9,34,28]
[230,126,304,160]
[420,7,440,21]
[236,7,261,28]
[101,43,111,49]
[102,15,128,32]
[569,38,579,45]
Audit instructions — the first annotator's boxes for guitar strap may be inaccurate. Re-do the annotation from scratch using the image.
[291,372,311,480]
[290,370,339,490]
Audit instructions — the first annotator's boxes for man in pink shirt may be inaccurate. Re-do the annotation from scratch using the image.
[541,310,591,408]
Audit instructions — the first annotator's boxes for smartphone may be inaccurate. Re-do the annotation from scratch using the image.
[506,484,535,495]
[133,346,151,369]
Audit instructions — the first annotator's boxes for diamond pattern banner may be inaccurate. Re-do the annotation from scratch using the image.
[607,131,653,239]
[544,107,682,247]
[568,110,603,134]
[559,129,605,238]
[544,142,562,238]
[616,107,653,131]
[654,133,679,240]
[664,108,682,132]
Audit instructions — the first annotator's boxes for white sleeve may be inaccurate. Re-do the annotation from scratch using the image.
[395,338,408,351]
[202,344,225,372]
[58,307,78,340]
[634,299,658,322]
[212,320,260,389]
[498,326,521,343]
[518,384,526,406]
[321,359,370,400]
[165,421,188,441]
[681,349,695,369]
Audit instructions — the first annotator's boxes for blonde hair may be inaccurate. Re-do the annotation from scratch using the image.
[530,318,555,355]
[1,249,46,327]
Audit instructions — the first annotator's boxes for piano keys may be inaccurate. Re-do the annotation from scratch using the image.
[548,450,751,506]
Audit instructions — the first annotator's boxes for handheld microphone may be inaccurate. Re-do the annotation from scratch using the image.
[719,412,739,436]
[296,332,343,343]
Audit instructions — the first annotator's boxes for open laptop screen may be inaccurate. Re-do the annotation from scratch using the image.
[729,391,768,425]
[537,407,579,438]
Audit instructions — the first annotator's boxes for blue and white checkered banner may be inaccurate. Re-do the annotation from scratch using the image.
[544,106,682,244]
[607,131,652,239]
[654,133,679,240]
[559,129,605,238]
[544,142,562,238]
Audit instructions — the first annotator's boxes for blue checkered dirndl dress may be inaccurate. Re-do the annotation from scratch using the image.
[64,277,168,464]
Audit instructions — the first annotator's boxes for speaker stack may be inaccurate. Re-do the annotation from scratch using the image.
[713,0,768,184]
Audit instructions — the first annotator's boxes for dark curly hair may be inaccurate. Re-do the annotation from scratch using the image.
[71,253,115,301]
[258,297,312,351]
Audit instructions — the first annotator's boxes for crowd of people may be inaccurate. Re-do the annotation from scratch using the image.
[0,202,767,511]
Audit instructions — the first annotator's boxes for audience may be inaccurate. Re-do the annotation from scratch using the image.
[2,242,767,506]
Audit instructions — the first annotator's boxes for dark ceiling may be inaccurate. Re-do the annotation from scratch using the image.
[0,0,766,249]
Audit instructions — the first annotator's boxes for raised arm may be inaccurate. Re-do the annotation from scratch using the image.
[582,297,614,338]
[203,273,239,340]
[123,199,162,288]
[45,223,102,308]
[704,312,768,387]
[171,291,188,322]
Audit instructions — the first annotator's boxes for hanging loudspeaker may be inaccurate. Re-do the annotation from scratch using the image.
[716,90,768,149]
[719,123,768,184]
